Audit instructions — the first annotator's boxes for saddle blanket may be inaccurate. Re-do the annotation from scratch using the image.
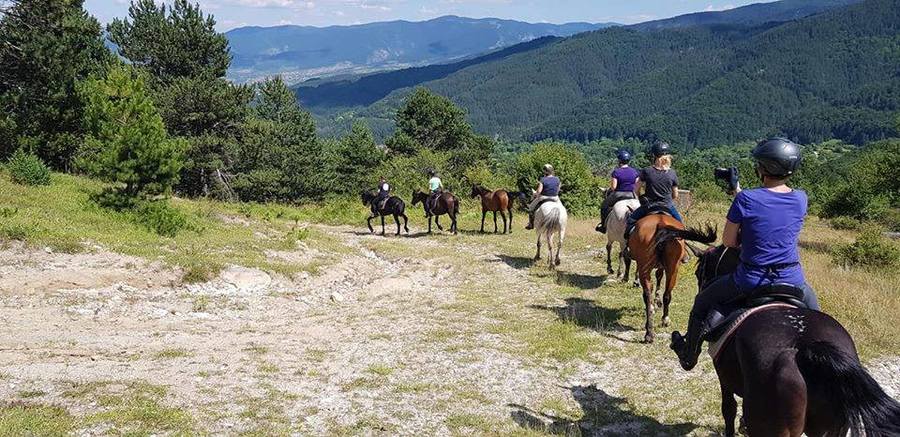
[707,303,794,364]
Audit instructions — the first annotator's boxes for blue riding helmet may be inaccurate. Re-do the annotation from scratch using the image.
[616,150,632,163]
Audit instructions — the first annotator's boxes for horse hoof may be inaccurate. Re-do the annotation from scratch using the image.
[644,333,655,343]
[555,259,561,266]
[662,317,671,327]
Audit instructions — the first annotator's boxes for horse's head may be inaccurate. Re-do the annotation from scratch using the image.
[411,190,424,205]
[360,190,374,206]
[689,244,741,291]
[470,185,480,198]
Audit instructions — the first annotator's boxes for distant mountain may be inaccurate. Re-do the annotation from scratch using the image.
[225,16,614,84]
[632,0,862,30]
[333,0,897,148]
[295,36,562,110]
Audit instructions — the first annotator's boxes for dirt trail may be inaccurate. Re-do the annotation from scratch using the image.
[1,226,898,436]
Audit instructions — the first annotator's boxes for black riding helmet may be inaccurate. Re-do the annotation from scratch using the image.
[650,142,671,158]
[616,150,632,163]
[751,137,801,177]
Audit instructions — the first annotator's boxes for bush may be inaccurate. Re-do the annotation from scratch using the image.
[7,149,51,186]
[829,216,861,231]
[831,226,900,269]
[131,201,188,238]
[514,142,602,216]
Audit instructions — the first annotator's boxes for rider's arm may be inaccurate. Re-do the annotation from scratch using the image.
[633,178,641,197]
[609,177,618,191]
[723,220,741,248]
[534,182,544,198]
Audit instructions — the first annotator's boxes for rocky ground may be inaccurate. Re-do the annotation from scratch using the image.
[1,221,898,436]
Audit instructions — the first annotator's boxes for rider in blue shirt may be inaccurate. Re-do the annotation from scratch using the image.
[525,164,561,230]
[670,138,821,371]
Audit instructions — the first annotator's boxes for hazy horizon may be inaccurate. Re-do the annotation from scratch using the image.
[84,0,773,32]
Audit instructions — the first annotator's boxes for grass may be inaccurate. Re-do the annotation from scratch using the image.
[0,402,74,437]
[153,348,191,360]
[0,170,348,281]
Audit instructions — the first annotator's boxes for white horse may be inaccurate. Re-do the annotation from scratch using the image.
[605,198,641,283]
[533,199,568,268]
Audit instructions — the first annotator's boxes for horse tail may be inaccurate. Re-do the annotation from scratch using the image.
[652,223,716,261]
[507,191,526,208]
[796,341,900,436]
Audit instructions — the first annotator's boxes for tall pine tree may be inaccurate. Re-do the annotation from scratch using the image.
[0,0,110,168]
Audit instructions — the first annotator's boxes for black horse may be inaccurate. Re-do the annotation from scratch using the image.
[682,243,900,436]
[361,191,409,236]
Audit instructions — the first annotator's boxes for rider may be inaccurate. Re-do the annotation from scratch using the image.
[426,169,443,217]
[670,138,822,371]
[525,164,561,230]
[372,176,390,214]
[596,150,640,233]
[624,141,683,239]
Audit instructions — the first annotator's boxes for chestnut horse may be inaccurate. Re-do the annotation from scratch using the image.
[685,244,900,436]
[411,190,459,235]
[469,185,524,234]
[627,214,716,343]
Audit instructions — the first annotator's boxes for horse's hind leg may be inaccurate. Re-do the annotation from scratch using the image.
[655,269,665,308]
[606,243,614,275]
[554,229,562,266]
[436,216,444,231]
[452,214,458,235]
[546,232,555,269]
[402,214,409,233]
[500,211,508,234]
[534,232,542,261]
[640,271,655,343]
[380,216,386,236]
[507,210,513,234]
[480,211,486,233]
[393,214,401,236]
[493,211,498,233]
[367,216,374,234]
[721,384,738,437]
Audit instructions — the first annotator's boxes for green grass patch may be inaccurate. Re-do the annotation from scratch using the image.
[152,348,191,360]
[0,402,74,437]
[366,363,395,377]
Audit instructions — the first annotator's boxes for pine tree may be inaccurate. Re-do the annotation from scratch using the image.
[0,0,110,168]
[78,65,185,205]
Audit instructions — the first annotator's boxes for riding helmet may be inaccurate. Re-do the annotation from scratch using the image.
[650,142,671,157]
[616,150,632,163]
[751,137,802,177]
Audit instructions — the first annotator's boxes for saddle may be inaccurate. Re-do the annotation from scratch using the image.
[534,197,559,209]
[705,284,808,363]
[644,203,672,217]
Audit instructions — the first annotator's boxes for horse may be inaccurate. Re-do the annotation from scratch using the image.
[411,190,459,235]
[627,214,716,343]
[605,198,641,283]
[682,243,900,436]
[532,199,568,268]
[469,185,524,234]
[361,191,409,236]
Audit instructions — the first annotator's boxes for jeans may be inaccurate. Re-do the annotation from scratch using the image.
[528,195,560,213]
[691,274,821,323]
[626,202,683,231]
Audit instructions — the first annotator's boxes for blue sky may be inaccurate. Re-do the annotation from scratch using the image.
[84,0,773,31]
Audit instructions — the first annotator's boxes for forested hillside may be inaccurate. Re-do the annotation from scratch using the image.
[631,0,860,30]
[348,0,899,148]
[226,16,610,84]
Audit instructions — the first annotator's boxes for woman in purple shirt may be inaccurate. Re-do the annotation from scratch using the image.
[596,150,639,233]
[670,138,821,371]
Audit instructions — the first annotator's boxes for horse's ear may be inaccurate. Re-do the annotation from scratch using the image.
[686,243,707,258]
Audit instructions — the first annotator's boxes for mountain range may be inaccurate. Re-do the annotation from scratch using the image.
[306,0,898,148]
[225,16,614,84]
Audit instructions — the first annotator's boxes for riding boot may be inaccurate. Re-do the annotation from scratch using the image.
[525,213,535,230]
[670,312,708,371]
[595,222,606,233]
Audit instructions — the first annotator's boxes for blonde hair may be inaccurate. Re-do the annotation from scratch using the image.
[654,154,672,171]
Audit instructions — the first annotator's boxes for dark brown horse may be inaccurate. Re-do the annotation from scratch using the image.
[627,215,716,343]
[411,191,459,235]
[469,185,523,234]
[683,244,900,436]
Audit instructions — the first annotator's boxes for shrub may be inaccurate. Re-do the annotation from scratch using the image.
[7,149,51,186]
[131,201,188,238]
[514,142,602,216]
[831,226,900,269]
[829,216,861,231]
